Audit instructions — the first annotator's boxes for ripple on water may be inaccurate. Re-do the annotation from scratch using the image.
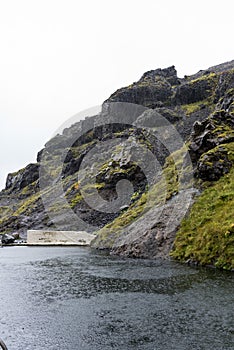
[0,247,233,350]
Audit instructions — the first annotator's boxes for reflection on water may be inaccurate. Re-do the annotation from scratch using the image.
[0,247,233,350]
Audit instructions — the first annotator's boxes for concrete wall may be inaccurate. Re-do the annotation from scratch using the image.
[27,230,96,246]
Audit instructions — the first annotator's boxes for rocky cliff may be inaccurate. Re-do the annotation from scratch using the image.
[0,60,234,269]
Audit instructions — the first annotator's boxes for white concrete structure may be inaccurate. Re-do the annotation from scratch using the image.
[27,230,96,246]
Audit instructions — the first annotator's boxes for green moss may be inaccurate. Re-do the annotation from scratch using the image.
[164,144,193,194]
[47,202,71,212]
[41,154,62,179]
[20,181,38,196]
[0,190,42,226]
[94,144,193,247]
[183,72,219,108]
[82,182,105,192]
[93,191,150,247]
[98,159,138,178]
[181,100,210,116]
[189,72,217,84]
[74,139,96,154]
[67,193,82,209]
[213,124,234,140]
[65,181,80,196]
[171,142,234,270]
[66,181,105,209]
[8,167,25,178]
[14,192,42,216]
[226,87,234,95]
[0,206,12,218]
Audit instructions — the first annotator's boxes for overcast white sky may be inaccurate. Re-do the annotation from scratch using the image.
[0,0,233,189]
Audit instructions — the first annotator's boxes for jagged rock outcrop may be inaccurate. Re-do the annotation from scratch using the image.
[6,163,39,192]
[189,88,234,181]
[106,66,178,109]
[196,146,232,181]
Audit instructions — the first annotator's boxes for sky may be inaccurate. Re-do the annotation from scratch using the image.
[0,0,233,189]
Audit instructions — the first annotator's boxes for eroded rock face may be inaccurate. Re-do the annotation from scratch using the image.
[93,189,198,259]
[5,163,39,192]
[106,66,178,109]
[139,66,179,84]
[189,90,234,181]
[196,147,232,181]
[174,74,217,105]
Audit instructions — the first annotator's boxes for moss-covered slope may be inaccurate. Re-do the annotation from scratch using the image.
[171,143,234,270]
[92,62,234,269]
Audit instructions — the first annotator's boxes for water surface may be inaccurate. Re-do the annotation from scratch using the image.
[0,247,233,349]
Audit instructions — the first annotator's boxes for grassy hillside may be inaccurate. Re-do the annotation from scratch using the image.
[171,143,234,270]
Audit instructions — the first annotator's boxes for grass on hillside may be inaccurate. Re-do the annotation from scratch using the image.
[93,145,193,247]
[171,143,234,270]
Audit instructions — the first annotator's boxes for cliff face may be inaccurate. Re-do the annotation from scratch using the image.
[0,60,234,269]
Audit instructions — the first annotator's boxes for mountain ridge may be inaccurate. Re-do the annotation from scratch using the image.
[0,60,234,269]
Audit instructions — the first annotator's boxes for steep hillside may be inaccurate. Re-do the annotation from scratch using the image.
[0,60,234,269]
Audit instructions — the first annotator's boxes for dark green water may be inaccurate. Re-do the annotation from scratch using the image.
[0,247,233,350]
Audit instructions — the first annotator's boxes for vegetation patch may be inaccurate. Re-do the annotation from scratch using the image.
[188,72,217,85]
[171,142,234,270]
[181,100,211,116]
[0,206,12,218]
[93,145,193,247]
[14,192,42,216]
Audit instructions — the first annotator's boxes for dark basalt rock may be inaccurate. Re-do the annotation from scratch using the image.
[139,65,180,86]
[107,81,173,109]
[105,66,179,108]
[189,91,234,163]
[196,147,232,181]
[174,75,216,105]
[63,152,86,177]
[5,163,39,192]
[189,120,217,162]
[214,71,234,103]
[106,189,198,259]
[1,233,15,244]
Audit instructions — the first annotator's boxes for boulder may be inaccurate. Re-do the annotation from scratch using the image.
[1,233,15,244]
[196,147,232,181]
